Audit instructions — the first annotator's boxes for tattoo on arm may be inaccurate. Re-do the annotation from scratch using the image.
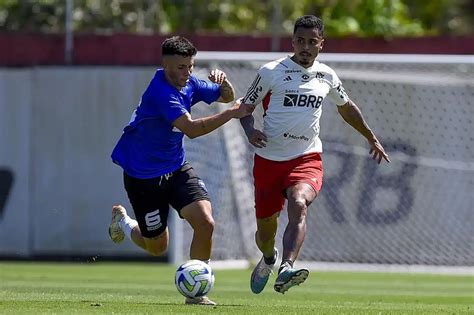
[240,114,255,137]
[219,79,235,102]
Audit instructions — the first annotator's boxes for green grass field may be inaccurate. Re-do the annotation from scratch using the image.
[0,262,472,314]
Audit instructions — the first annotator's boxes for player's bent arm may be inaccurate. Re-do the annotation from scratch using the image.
[173,100,250,139]
[173,112,233,139]
[216,78,235,103]
[239,114,256,138]
[337,100,376,141]
[239,110,267,148]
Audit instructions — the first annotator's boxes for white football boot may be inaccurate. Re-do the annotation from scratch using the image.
[185,296,216,305]
[108,205,126,243]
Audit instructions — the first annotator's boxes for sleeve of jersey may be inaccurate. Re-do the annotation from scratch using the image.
[158,94,189,124]
[242,67,271,105]
[327,69,350,106]
[191,77,220,105]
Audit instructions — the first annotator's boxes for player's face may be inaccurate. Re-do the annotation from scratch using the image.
[291,27,324,68]
[163,55,194,89]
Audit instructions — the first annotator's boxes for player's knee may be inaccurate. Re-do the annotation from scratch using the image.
[146,242,168,256]
[194,215,215,236]
[288,198,308,224]
[287,184,315,209]
[291,198,307,213]
[144,235,169,256]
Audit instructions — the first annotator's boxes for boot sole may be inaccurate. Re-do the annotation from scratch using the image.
[274,269,309,294]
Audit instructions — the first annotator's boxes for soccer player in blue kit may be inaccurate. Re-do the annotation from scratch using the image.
[109,36,251,305]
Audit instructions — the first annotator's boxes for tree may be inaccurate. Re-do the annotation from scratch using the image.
[0,0,471,36]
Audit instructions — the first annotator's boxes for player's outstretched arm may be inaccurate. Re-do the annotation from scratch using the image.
[173,98,252,139]
[337,100,390,164]
[208,69,235,103]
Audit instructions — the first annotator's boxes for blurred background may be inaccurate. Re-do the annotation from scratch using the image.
[0,0,472,269]
[2,0,472,35]
[1,0,473,65]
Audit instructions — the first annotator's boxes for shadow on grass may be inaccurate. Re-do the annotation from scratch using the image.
[81,300,244,307]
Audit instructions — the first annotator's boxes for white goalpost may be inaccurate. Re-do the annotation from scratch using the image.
[169,52,473,273]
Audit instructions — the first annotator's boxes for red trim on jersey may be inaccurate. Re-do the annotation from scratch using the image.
[262,90,272,116]
[253,152,323,219]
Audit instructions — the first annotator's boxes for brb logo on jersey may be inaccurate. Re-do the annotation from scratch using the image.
[283,94,324,108]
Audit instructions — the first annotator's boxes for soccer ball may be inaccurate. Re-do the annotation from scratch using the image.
[175,259,215,298]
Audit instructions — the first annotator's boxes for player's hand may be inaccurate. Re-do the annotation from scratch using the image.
[208,69,227,85]
[368,137,390,164]
[230,98,255,119]
[246,128,267,148]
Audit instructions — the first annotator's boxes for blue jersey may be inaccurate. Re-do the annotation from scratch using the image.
[111,69,221,179]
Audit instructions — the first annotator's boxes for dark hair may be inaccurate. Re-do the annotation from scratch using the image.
[293,15,324,37]
[162,36,197,57]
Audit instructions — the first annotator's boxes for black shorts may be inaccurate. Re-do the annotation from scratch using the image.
[123,162,210,238]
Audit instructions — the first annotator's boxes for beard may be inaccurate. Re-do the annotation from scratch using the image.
[299,58,311,66]
[298,55,312,66]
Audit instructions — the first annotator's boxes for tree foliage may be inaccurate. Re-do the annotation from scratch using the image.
[0,0,472,37]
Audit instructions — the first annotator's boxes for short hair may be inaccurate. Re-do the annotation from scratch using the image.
[293,15,324,37]
[162,36,197,57]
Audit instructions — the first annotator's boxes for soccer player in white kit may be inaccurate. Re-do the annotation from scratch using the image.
[240,15,390,294]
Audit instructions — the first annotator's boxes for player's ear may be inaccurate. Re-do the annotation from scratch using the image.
[162,55,169,68]
[319,39,324,52]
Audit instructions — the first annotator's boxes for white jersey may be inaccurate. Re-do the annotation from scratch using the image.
[243,56,349,161]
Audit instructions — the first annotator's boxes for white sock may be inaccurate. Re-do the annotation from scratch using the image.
[119,216,138,241]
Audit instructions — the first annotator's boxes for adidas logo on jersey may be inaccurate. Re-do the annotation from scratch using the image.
[283,76,292,82]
